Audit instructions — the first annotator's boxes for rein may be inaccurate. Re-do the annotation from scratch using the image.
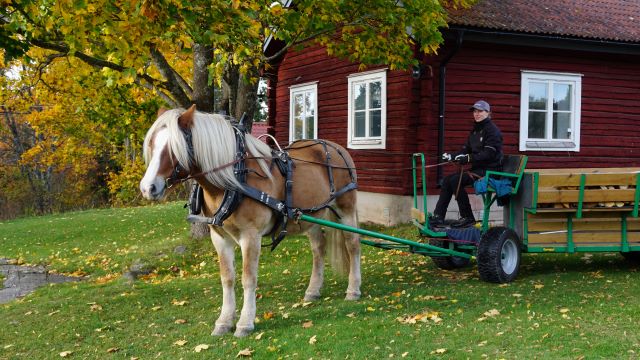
[165,155,270,189]
[167,156,454,189]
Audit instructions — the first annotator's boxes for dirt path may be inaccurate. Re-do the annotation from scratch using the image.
[0,258,84,304]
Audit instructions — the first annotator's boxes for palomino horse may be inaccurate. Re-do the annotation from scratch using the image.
[139,106,361,337]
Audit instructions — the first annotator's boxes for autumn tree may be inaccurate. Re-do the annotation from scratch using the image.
[1,0,475,123]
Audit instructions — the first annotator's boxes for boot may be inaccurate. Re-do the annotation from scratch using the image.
[451,217,476,228]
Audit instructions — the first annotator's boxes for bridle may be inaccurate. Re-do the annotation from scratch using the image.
[164,127,195,189]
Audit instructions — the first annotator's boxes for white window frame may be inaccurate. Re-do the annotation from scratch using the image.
[519,70,582,152]
[289,82,318,142]
[347,69,387,149]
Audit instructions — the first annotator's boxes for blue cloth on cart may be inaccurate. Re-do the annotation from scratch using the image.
[445,227,481,244]
[473,177,513,198]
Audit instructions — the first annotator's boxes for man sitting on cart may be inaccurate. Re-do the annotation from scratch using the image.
[430,100,504,228]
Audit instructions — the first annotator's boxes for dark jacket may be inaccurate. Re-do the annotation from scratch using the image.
[457,117,503,174]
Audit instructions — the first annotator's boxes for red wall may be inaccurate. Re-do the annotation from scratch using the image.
[272,44,421,195]
[272,40,640,195]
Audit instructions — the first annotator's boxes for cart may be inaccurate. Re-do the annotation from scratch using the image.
[300,154,640,283]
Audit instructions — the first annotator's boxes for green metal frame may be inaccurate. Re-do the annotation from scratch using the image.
[481,155,528,231]
[412,153,448,238]
[297,152,640,264]
[299,213,472,258]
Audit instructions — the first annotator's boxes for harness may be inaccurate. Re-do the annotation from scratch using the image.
[182,125,357,250]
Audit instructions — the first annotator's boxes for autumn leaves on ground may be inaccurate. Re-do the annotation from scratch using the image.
[1,202,639,359]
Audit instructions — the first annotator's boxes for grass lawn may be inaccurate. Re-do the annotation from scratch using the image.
[1,202,640,359]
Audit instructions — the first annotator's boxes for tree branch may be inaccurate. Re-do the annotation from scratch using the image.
[28,38,180,101]
[148,44,193,97]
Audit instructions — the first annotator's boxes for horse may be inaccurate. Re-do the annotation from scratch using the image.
[139,105,361,337]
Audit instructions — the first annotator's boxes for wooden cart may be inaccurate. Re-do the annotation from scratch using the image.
[301,154,640,284]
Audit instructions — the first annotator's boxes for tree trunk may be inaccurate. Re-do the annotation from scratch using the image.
[224,65,260,131]
[192,44,216,112]
[189,43,217,239]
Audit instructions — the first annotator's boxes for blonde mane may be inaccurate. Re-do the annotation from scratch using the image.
[144,108,273,189]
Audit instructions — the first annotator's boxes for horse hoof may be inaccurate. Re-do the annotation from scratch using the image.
[212,324,234,336]
[345,291,361,301]
[304,292,321,301]
[234,325,254,338]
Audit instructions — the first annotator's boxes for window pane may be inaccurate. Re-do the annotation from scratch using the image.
[354,111,366,137]
[528,111,546,138]
[294,117,303,140]
[553,112,571,139]
[294,93,304,117]
[369,81,382,109]
[354,84,366,110]
[305,91,315,116]
[553,84,571,111]
[305,116,314,138]
[529,82,547,110]
[369,110,381,137]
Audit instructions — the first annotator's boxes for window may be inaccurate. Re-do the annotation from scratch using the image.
[347,69,387,149]
[289,82,318,142]
[520,71,582,151]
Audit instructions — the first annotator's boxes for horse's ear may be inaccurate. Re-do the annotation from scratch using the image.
[157,107,168,117]
[178,104,196,129]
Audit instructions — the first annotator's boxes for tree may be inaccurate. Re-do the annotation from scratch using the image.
[1,0,476,125]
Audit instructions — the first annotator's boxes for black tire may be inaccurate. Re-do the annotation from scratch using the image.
[477,227,521,283]
[429,239,472,270]
[621,251,640,263]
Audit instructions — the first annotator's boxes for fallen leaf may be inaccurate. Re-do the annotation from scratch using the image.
[263,311,274,320]
[254,332,264,340]
[194,344,210,353]
[346,312,356,318]
[484,309,500,317]
[402,352,409,357]
[59,351,72,357]
[151,306,162,311]
[435,348,447,354]
[174,319,187,324]
[309,335,317,345]
[236,348,253,357]
[90,304,103,312]
[106,348,119,353]
[559,308,570,313]
[512,293,522,298]
[302,321,313,328]
[534,284,544,289]
[174,340,188,347]
[171,299,188,306]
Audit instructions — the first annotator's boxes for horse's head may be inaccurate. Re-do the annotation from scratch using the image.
[140,105,196,200]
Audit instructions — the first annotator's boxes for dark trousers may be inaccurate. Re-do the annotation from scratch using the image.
[434,170,481,220]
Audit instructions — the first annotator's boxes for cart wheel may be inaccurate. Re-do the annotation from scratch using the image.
[621,251,640,263]
[477,227,521,283]
[428,239,471,270]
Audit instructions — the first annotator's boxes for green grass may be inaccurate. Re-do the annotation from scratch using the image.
[1,202,640,359]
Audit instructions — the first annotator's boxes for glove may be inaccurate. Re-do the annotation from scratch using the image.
[454,153,470,164]
[441,153,452,162]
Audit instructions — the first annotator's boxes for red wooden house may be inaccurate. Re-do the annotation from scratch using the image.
[266,0,640,225]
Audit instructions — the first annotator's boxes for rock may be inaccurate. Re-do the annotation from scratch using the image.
[173,245,188,255]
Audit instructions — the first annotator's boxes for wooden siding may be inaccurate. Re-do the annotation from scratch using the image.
[417,40,640,193]
[272,44,421,195]
[272,39,640,196]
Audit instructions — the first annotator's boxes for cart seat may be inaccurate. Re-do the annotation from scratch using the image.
[485,154,528,195]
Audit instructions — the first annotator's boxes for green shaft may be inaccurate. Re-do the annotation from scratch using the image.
[299,214,471,258]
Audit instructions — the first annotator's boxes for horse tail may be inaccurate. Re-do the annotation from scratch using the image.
[325,209,354,276]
